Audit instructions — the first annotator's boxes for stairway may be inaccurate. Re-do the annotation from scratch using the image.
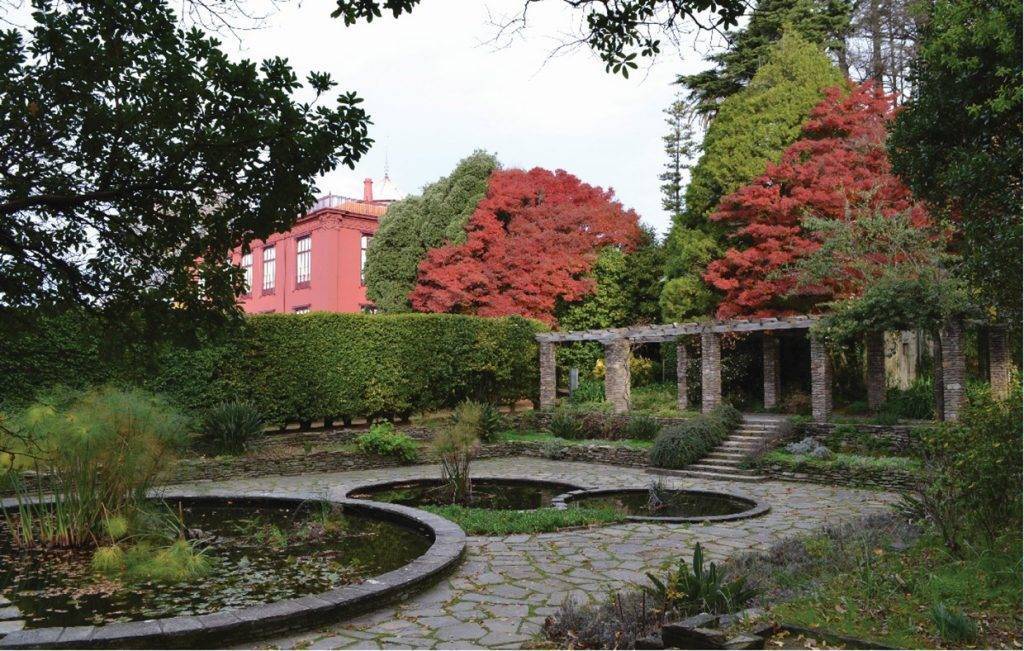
[649,414,785,483]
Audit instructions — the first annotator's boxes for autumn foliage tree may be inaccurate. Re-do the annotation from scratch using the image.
[409,168,642,325]
[704,81,929,318]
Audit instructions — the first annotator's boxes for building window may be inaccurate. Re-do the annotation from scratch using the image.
[262,246,276,293]
[241,252,252,294]
[360,234,372,284]
[295,235,311,287]
[294,305,310,314]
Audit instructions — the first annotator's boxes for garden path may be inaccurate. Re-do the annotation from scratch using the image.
[161,457,897,650]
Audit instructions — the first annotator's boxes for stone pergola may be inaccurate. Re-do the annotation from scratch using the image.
[536,316,1008,423]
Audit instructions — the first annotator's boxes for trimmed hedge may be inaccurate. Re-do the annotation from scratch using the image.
[149,313,543,424]
[649,403,741,469]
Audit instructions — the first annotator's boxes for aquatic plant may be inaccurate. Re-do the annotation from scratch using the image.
[432,418,480,504]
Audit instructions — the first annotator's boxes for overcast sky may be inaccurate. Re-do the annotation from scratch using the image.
[227,1,725,235]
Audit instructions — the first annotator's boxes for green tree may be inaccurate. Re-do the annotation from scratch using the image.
[0,0,371,332]
[557,227,664,372]
[363,151,498,312]
[661,32,842,320]
[659,94,698,221]
[889,0,1022,323]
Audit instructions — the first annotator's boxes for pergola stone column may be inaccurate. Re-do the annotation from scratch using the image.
[539,341,557,410]
[939,319,966,421]
[676,341,689,411]
[932,333,944,418]
[603,338,631,414]
[865,331,886,412]
[762,333,781,410]
[810,333,832,423]
[988,325,1011,400]
[700,331,722,413]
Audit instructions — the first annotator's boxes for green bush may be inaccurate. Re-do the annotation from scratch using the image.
[355,423,418,463]
[624,415,661,441]
[548,409,586,439]
[649,404,737,469]
[568,377,605,404]
[646,543,757,616]
[883,376,935,420]
[198,401,264,455]
[452,400,505,443]
[150,313,543,425]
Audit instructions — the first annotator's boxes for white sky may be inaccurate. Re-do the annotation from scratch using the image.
[228,1,725,235]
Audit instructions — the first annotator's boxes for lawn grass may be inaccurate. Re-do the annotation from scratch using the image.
[768,533,1022,648]
[494,430,653,450]
[421,504,626,535]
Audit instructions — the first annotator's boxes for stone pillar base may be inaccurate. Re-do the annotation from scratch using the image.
[763,333,780,410]
[604,338,631,414]
[539,341,556,410]
[866,331,886,411]
[810,334,832,423]
[940,319,965,421]
[701,331,722,414]
[676,342,689,411]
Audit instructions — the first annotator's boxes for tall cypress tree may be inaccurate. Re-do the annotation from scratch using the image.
[681,0,851,117]
[363,151,498,312]
[661,32,842,320]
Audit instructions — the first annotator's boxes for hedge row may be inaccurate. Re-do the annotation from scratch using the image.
[148,313,543,424]
[648,403,742,469]
[1,311,545,425]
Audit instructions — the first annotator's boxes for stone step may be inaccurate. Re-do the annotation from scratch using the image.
[719,444,759,453]
[648,468,768,483]
[730,434,767,441]
[688,460,756,471]
[707,451,747,460]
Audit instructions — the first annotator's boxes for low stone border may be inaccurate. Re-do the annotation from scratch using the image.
[757,463,921,491]
[345,476,588,504]
[0,495,465,649]
[550,487,770,523]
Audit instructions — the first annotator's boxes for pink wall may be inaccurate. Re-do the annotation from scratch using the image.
[232,207,381,314]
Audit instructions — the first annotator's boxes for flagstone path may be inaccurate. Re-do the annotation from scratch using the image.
[162,457,897,650]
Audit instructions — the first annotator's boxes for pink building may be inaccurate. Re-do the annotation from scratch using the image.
[233,178,401,314]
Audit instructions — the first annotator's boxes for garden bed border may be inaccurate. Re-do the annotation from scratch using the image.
[0,494,466,649]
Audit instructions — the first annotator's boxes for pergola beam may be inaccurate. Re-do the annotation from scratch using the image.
[535,315,820,344]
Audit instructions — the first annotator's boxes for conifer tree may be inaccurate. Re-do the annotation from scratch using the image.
[364,151,498,312]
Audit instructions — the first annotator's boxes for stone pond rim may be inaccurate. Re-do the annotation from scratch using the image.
[344,476,587,507]
[0,495,466,650]
[550,487,771,523]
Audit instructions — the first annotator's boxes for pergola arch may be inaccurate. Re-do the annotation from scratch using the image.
[535,315,1005,422]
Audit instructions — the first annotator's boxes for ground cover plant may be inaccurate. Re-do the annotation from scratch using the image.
[755,449,921,473]
[495,430,654,450]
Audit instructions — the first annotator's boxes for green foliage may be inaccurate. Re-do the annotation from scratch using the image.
[421,505,624,535]
[758,450,921,472]
[355,423,419,463]
[660,260,717,321]
[1,387,187,547]
[452,401,505,444]
[433,417,480,503]
[122,539,213,583]
[889,0,1022,323]
[1,0,370,328]
[363,151,498,312]
[680,0,851,116]
[646,543,757,615]
[909,382,1023,554]
[678,31,843,229]
[198,402,264,456]
[649,403,738,468]
[930,603,977,644]
[547,409,587,440]
[150,313,543,425]
[882,377,935,421]
[624,415,661,441]
[569,377,605,404]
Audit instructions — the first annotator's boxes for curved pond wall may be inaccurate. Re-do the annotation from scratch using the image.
[0,495,465,649]
[551,487,770,523]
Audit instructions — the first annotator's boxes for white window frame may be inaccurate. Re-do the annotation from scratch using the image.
[296,235,311,286]
[241,252,253,294]
[262,246,276,292]
[360,234,372,285]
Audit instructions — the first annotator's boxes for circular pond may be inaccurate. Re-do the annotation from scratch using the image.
[0,496,464,648]
[347,478,582,510]
[552,488,769,522]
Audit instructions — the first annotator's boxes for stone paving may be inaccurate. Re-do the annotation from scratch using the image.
[162,457,897,650]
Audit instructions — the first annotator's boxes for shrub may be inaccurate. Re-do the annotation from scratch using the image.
[548,409,586,440]
[883,376,935,420]
[355,423,418,463]
[624,415,661,441]
[649,405,737,469]
[930,603,977,644]
[198,401,264,455]
[149,313,544,425]
[544,592,664,650]
[781,390,811,415]
[569,377,605,404]
[452,400,504,443]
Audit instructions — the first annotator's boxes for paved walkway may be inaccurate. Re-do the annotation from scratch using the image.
[163,458,897,650]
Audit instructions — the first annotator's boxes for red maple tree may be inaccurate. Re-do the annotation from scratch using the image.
[703,81,930,319]
[409,167,642,325]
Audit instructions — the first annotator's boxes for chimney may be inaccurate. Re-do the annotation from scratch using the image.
[363,178,373,202]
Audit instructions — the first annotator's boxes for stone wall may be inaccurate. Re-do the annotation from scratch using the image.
[795,422,931,455]
[758,463,920,492]
[519,412,693,431]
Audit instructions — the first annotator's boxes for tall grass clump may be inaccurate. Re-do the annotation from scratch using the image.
[433,416,480,504]
[0,386,187,548]
[198,401,264,455]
